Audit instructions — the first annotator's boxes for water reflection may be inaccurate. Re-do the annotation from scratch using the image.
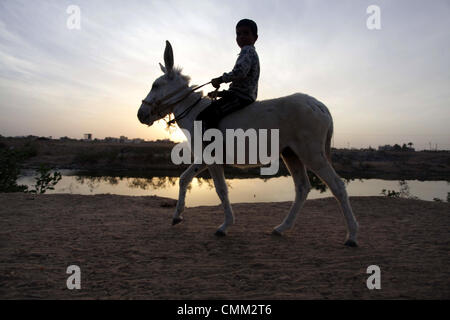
[16,169,449,206]
[127,176,178,190]
[76,175,233,194]
[74,173,329,193]
[74,175,121,192]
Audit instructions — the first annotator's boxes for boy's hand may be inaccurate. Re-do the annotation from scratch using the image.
[211,76,223,89]
[208,90,219,99]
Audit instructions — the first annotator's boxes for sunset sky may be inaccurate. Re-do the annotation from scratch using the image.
[0,0,449,150]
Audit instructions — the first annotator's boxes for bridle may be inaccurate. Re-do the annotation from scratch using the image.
[141,81,211,126]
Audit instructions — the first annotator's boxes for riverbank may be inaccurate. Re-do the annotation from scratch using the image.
[1,136,450,180]
[0,193,448,299]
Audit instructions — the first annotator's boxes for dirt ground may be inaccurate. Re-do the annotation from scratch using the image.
[0,193,448,299]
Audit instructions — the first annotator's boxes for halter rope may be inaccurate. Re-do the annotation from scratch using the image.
[141,81,211,127]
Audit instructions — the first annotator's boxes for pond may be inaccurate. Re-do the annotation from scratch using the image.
[17,169,449,206]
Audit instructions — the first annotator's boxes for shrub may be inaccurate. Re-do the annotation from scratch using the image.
[0,148,29,192]
[0,146,61,194]
[380,189,400,198]
[381,180,418,199]
[27,165,62,194]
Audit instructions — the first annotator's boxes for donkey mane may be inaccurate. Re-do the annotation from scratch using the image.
[172,66,191,84]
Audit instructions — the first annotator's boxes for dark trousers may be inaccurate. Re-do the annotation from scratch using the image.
[196,90,253,131]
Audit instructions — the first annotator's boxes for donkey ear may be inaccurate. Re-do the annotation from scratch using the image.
[159,62,167,74]
[163,40,174,73]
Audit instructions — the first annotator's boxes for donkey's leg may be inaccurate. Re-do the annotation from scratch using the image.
[273,148,311,235]
[309,158,359,246]
[172,163,208,225]
[208,165,234,236]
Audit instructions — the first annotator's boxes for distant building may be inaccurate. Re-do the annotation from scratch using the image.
[155,138,173,144]
[104,137,120,143]
[84,133,92,141]
[378,144,415,152]
[103,136,145,143]
[378,145,395,151]
[60,136,75,141]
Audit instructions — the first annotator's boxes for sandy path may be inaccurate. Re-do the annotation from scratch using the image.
[0,193,448,299]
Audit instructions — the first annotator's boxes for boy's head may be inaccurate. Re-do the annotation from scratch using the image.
[235,19,258,48]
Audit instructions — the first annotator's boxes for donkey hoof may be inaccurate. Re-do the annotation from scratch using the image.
[172,217,183,226]
[271,229,283,236]
[344,239,358,247]
[214,230,227,237]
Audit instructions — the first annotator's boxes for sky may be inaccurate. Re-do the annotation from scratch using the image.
[0,0,449,150]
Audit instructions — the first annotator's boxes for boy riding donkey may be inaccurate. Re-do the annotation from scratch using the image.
[197,19,260,132]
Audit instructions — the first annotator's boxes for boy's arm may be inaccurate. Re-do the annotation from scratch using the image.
[220,46,254,83]
[210,47,254,88]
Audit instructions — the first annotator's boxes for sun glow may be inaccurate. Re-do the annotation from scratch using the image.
[150,119,187,143]
[170,126,188,143]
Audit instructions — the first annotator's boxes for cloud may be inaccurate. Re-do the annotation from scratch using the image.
[0,0,449,149]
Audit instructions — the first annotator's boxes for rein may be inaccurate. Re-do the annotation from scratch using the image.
[141,81,210,108]
[167,96,202,125]
[141,81,211,126]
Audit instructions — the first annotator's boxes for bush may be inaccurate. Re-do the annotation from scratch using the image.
[27,165,62,194]
[380,189,400,198]
[0,146,61,194]
[381,180,418,199]
[308,171,327,193]
[0,148,29,192]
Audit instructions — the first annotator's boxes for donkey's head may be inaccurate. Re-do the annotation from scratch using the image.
[137,41,190,126]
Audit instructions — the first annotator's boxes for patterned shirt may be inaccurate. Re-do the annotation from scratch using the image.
[221,45,260,101]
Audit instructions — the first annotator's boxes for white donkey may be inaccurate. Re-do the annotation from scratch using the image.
[138,41,359,246]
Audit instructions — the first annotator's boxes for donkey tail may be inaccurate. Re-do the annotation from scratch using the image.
[325,120,333,163]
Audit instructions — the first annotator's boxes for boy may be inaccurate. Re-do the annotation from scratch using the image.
[197,19,260,131]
